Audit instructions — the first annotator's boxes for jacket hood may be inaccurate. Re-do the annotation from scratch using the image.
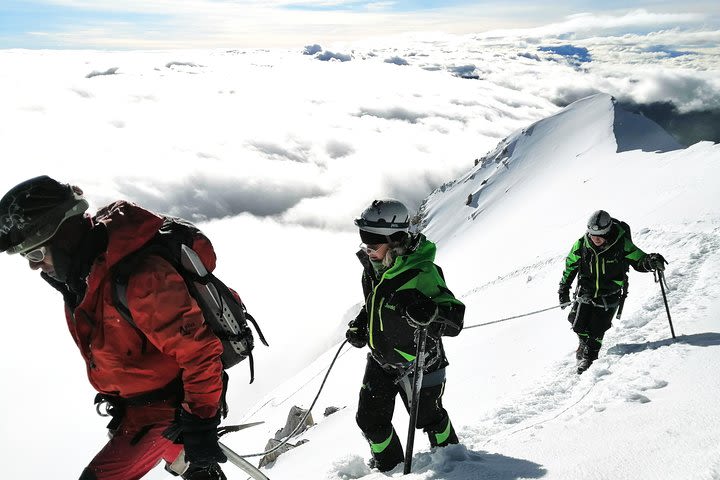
[384,234,436,279]
[93,201,164,269]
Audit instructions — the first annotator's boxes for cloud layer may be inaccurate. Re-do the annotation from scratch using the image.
[0,11,717,229]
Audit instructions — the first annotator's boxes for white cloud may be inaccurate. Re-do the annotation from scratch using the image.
[1,12,718,231]
[476,9,708,38]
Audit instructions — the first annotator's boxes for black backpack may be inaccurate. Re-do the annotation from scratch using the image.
[618,219,632,242]
[110,217,268,383]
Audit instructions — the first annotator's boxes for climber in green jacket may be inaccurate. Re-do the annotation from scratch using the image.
[559,209,667,373]
[346,199,465,472]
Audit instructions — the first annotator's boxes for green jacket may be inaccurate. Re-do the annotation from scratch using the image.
[354,234,465,369]
[560,221,649,301]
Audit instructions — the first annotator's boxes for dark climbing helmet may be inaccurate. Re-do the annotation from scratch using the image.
[587,210,613,236]
[0,176,89,255]
[354,199,410,244]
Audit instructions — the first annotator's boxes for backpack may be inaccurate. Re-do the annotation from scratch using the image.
[110,216,268,384]
[618,219,632,242]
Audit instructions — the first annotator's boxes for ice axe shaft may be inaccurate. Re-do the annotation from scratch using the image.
[403,325,428,475]
[220,442,271,480]
[657,270,675,339]
[402,301,438,475]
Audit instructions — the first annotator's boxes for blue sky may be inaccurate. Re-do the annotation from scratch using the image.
[0,0,717,49]
[0,2,165,39]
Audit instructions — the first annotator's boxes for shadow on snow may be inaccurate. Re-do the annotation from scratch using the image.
[607,332,720,355]
[403,444,546,479]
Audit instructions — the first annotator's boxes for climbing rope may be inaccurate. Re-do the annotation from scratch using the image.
[463,302,571,330]
[236,340,350,459]
[231,302,570,459]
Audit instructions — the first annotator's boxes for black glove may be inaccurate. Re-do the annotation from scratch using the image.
[643,253,667,272]
[346,313,368,348]
[182,463,227,480]
[405,298,439,328]
[558,285,571,309]
[427,320,445,339]
[172,409,226,466]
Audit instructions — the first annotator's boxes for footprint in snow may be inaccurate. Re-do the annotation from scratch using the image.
[330,455,371,479]
[625,392,651,403]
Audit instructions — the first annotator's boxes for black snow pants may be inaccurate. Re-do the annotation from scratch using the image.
[569,300,617,357]
[355,354,458,472]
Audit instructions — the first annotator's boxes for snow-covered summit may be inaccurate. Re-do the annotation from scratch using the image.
[420,93,713,283]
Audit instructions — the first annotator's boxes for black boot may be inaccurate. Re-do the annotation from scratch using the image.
[366,428,403,472]
[427,417,458,448]
[575,338,587,361]
[577,348,599,374]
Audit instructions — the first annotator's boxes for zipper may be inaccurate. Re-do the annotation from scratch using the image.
[369,278,385,349]
[378,298,385,332]
[587,232,622,297]
[586,242,601,297]
[367,256,409,350]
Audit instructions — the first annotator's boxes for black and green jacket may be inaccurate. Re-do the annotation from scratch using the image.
[353,234,465,370]
[560,221,649,301]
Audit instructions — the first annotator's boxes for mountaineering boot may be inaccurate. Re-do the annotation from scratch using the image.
[366,427,403,472]
[577,348,600,374]
[575,338,588,361]
[577,357,592,374]
[426,416,459,448]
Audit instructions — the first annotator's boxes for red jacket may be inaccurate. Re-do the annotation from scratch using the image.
[64,202,224,419]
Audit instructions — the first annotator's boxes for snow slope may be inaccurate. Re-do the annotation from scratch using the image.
[208,93,720,480]
[1,89,718,480]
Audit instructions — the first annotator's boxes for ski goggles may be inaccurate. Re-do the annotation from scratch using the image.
[20,245,48,263]
[359,242,383,254]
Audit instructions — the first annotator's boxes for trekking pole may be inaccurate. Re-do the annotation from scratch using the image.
[656,270,675,339]
[404,324,428,475]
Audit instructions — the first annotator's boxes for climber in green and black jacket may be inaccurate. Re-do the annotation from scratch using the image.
[559,209,667,374]
[346,199,465,473]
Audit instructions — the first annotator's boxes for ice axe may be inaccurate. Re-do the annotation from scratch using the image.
[165,422,270,480]
[403,300,439,475]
